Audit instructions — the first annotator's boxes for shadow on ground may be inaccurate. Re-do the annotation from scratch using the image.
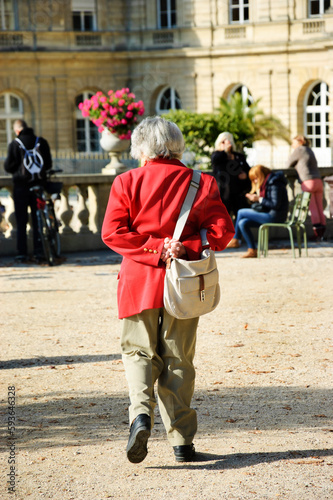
[0,354,121,370]
[148,448,333,470]
[0,386,331,451]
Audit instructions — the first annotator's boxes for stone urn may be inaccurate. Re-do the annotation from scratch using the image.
[100,129,130,174]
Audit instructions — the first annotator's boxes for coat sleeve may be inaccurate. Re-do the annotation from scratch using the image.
[101,175,164,267]
[4,142,21,174]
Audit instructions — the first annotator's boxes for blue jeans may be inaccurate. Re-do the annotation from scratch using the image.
[234,209,274,249]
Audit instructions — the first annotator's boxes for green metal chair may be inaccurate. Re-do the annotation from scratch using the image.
[257,192,311,258]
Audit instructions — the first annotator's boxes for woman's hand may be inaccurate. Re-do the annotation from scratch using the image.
[246,193,259,202]
[161,237,186,262]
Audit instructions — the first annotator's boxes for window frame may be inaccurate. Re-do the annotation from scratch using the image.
[72,10,96,31]
[229,0,250,25]
[0,0,17,30]
[308,0,331,17]
[304,81,330,149]
[0,92,23,149]
[75,91,101,153]
[157,0,177,29]
[230,84,253,106]
[155,86,182,114]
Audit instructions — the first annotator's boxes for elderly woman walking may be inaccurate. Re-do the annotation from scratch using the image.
[102,116,234,463]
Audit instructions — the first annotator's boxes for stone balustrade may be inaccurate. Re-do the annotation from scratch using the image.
[0,173,116,256]
[0,167,332,257]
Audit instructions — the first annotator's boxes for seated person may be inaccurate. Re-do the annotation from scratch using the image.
[227,165,289,258]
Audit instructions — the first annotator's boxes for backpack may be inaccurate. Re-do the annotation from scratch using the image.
[15,136,44,182]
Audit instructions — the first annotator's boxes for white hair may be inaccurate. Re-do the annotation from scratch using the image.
[214,131,236,151]
[130,116,185,160]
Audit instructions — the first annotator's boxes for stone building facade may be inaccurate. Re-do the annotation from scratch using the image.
[0,0,332,169]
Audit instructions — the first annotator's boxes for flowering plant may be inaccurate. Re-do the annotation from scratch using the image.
[78,88,145,140]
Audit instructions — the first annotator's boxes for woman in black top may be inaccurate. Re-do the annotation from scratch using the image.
[211,132,251,218]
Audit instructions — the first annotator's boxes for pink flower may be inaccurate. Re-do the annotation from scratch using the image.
[78,88,145,138]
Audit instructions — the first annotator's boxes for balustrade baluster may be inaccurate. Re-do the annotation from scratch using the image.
[59,186,74,233]
[87,185,99,233]
[77,185,91,233]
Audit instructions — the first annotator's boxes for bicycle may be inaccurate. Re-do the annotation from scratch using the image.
[30,169,63,266]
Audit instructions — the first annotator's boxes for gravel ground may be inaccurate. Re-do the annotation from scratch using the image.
[1,243,333,499]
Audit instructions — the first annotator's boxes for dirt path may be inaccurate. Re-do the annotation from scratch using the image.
[1,245,333,499]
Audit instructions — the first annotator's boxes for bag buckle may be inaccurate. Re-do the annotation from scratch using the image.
[199,275,205,302]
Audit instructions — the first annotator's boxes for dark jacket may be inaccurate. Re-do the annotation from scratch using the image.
[211,150,252,217]
[4,127,52,186]
[211,150,251,197]
[260,171,289,222]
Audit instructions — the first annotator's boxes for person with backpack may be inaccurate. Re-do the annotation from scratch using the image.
[4,119,53,262]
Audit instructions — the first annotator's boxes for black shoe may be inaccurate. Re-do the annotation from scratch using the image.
[126,414,151,464]
[173,444,196,462]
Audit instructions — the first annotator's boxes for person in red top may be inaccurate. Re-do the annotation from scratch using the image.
[102,116,234,464]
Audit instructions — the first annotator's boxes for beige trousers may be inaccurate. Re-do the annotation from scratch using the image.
[121,308,199,446]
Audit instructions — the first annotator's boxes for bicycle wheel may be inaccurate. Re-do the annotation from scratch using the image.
[37,210,54,266]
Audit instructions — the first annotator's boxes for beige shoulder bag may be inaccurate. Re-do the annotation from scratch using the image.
[163,170,220,319]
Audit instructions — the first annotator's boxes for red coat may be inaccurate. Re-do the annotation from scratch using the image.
[102,159,235,318]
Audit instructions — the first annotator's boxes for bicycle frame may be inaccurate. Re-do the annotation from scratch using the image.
[30,179,62,265]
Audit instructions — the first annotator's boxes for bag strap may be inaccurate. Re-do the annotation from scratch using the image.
[15,137,26,151]
[172,169,201,241]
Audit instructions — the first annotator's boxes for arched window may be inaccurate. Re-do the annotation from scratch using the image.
[231,84,253,106]
[305,82,329,148]
[155,87,182,114]
[0,92,24,150]
[75,91,101,152]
